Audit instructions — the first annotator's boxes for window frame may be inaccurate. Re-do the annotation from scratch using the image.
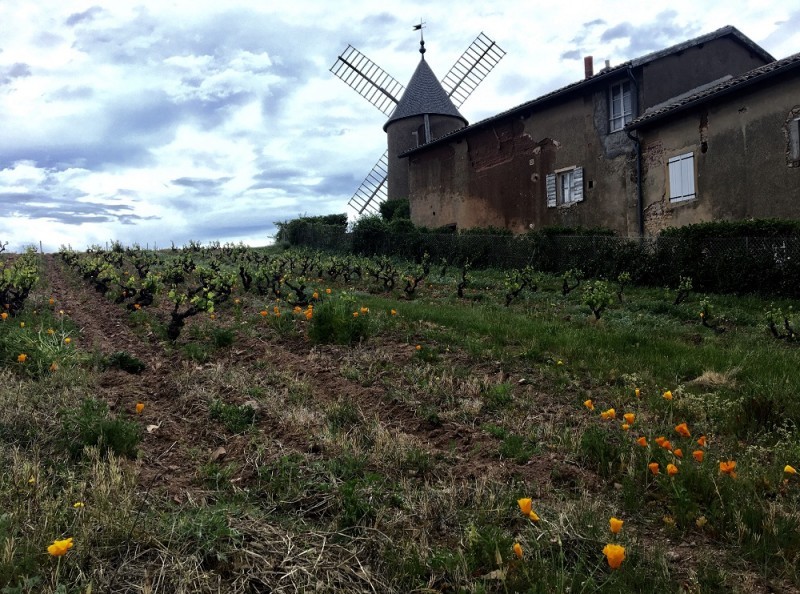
[790,117,800,162]
[668,152,696,203]
[546,166,584,207]
[609,81,633,133]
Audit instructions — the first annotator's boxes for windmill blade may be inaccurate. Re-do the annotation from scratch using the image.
[347,151,388,215]
[441,32,506,108]
[330,46,404,116]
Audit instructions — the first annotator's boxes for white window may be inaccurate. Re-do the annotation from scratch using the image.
[790,118,800,161]
[546,167,584,207]
[609,81,632,132]
[668,152,696,202]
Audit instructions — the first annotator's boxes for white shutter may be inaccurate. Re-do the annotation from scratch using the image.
[571,167,584,202]
[681,155,695,198]
[546,173,557,207]
[790,119,800,160]
[668,156,682,200]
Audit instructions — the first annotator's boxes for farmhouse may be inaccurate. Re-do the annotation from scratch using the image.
[398,26,799,236]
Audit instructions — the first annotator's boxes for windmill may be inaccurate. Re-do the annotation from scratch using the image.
[331,27,505,216]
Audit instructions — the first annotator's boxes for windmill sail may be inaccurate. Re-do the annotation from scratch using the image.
[334,33,505,215]
[441,32,506,107]
[330,46,404,116]
[349,151,388,215]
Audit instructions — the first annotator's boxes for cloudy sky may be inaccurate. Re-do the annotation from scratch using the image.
[1,1,798,251]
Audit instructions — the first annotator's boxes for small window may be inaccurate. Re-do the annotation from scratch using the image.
[790,118,800,162]
[546,167,584,207]
[668,152,695,202]
[609,81,632,132]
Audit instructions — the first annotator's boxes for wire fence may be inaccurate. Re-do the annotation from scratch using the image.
[286,225,800,297]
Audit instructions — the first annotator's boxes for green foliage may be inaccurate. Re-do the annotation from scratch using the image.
[209,399,256,433]
[59,398,141,459]
[582,279,615,319]
[307,293,373,345]
[580,426,623,477]
[379,198,410,222]
[102,351,146,374]
[274,214,348,244]
[661,218,800,238]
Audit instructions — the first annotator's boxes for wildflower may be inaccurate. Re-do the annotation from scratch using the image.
[621,423,630,431]
[692,450,704,462]
[416,345,422,351]
[674,422,691,438]
[273,306,280,315]
[719,460,737,478]
[518,498,532,516]
[635,388,640,398]
[59,310,64,315]
[47,328,55,335]
[654,436,666,446]
[312,292,319,300]
[660,440,673,451]
[557,360,563,365]
[600,408,616,420]
[49,298,55,305]
[360,307,369,314]
[667,463,679,476]
[696,516,708,528]
[352,312,359,318]
[50,362,58,372]
[134,303,141,310]
[785,465,797,475]
[663,515,675,527]
[697,435,707,447]
[135,402,145,414]
[260,310,268,317]
[47,537,74,557]
[17,353,27,363]
[583,399,594,411]
[293,306,302,313]
[513,542,523,559]
[305,309,313,321]
[209,313,216,320]
[602,543,625,569]
[19,322,25,328]
[673,448,683,458]
[391,309,397,316]
[325,288,332,294]
[528,510,540,522]
[64,337,71,344]
[648,462,660,475]
[623,413,635,425]
[609,517,624,534]
[234,298,241,305]
[28,476,35,485]
[0,312,7,320]
[663,390,673,401]
[636,437,647,447]
[73,502,84,508]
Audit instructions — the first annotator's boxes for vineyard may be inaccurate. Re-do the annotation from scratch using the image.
[1,241,800,593]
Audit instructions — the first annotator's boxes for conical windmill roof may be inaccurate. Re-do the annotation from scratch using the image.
[383,57,468,131]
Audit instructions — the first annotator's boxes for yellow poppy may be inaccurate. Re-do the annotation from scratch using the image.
[602,543,625,569]
[583,399,594,411]
[674,422,691,438]
[663,390,673,401]
[529,510,540,522]
[623,413,635,425]
[513,542,523,559]
[634,388,640,398]
[648,462,660,475]
[517,498,532,515]
[719,460,737,478]
[47,537,74,557]
[667,463,679,476]
[17,353,27,363]
[692,450,704,462]
[135,403,145,414]
[785,465,797,475]
[609,517,624,534]
[636,437,647,447]
[697,435,707,447]
[673,448,683,458]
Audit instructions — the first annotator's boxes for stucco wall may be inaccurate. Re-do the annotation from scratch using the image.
[639,71,800,234]
[639,37,770,108]
[408,89,637,234]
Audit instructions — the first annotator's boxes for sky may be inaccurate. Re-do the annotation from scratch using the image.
[1,1,798,252]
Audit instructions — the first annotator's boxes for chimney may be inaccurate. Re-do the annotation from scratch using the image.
[605,59,611,69]
[584,56,593,79]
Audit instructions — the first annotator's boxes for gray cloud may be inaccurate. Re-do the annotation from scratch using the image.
[171,177,232,191]
[560,49,582,60]
[599,11,698,55]
[66,6,104,27]
[1,62,32,85]
[0,191,157,225]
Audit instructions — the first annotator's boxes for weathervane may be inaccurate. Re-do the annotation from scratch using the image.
[413,20,426,56]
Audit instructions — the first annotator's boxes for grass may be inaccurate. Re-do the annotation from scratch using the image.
[2,247,800,592]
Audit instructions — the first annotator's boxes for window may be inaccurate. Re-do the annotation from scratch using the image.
[546,167,584,207]
[668,152,695,202]
[790,118,800,162]
[609,81,632,132]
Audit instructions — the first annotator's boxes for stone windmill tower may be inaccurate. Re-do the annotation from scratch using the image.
[331,27,505,215]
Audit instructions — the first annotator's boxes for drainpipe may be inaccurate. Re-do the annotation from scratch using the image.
[624,66,644,236]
